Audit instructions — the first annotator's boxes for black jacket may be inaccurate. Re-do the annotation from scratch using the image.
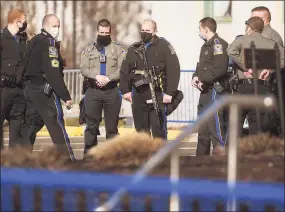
[193,33,229,84]
[120,36,180,96]
[24,29,71,102]
[0,27,26,80]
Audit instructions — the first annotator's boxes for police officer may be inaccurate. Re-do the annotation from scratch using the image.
[21,14,75,161]
[227,16,285,135]
[120,19,181,139]
[0,9,29,149]
[251,6,285,138]
[80,19,125,154]
[191,17,229,156]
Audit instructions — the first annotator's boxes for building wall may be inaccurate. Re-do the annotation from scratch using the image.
[151,1,284,70]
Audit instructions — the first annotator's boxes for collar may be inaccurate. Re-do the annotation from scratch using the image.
[2,26,15,38]
[41,28,54,40]
[150,35,159,45]
[264,24,271,29]
[204,33,219,46]
[249,31,262,37]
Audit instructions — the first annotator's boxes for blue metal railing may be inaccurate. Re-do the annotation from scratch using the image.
[1,167,284,211]
[62,69,200,124]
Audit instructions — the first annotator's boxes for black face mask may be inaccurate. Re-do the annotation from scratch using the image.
[97,35,111,46]
[19,22,27,32]
[141,32,153,43]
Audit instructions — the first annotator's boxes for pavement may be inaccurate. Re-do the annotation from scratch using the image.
[3,126,199,160]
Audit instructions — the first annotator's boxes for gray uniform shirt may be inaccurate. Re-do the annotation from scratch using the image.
[227,32,285,80]
[80,41,126,81]
[262,24,284,47]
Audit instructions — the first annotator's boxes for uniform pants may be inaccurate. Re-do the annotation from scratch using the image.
[238,83,278,136]
[21,82,75,161]
[131,88,167,139]
[272,70,285,138]
[0,86,27,149]
[196,88,227,156]
[84,86,122,153]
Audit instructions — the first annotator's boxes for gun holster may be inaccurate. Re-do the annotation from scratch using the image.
[213,81,225,94]
[79,98,86,125]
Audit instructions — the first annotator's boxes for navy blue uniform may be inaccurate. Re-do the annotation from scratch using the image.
[193,33,229,155]
[21,29,75,161]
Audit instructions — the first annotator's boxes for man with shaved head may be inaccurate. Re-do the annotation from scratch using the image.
[21,14,75,161]
[251,6,283,47]
[120,19,181,139]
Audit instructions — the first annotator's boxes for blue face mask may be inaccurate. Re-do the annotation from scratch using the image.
[199,32,207,41]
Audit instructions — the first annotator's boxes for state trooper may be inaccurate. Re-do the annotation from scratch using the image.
[80,19,125,154]
[227,16,284,136]
[0,9,29,149]
[21,14,75,161]
[191,17,229,156]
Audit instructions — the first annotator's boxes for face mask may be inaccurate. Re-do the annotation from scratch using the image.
[141,32,153,43]
[50,27,59,39]
[97,35,111,46]
[199,32,207,41]
[19,22,27,32]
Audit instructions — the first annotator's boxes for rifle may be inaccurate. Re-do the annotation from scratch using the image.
[227,65,239,94]
[137,45,164,128]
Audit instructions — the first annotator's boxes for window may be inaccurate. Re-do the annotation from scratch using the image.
[204,0,232,23]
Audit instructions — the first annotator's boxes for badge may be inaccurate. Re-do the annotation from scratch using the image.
[51,59,59,67]
[213,44,223,55]
[49,46,58,58]
[168,44,176,55]
[205,50,208,55]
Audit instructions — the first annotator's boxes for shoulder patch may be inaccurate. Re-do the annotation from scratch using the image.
[214,38,220,44]
[82,44,95,55]
[51,59,59,67]
[213,44,223,55]
[49,46,58,58]
[168,44,176,55]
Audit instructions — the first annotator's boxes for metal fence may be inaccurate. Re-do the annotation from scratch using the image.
[62,69,200,125]
[1,167,284,211]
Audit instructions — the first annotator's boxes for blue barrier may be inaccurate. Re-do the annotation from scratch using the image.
[1,167,284,211]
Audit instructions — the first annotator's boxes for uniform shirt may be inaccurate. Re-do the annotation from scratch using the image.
[0,27,26,78]
[193,33,229,84]
[80,41,126,82]
[227,32,285,80]
[120,36,180,96]
[262,24,284,47]
[24,29,71,102]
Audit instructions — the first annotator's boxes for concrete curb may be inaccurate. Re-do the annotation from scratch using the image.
[36,126,195,141]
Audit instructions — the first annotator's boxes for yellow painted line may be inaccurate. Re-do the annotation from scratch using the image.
[6,125,194,140]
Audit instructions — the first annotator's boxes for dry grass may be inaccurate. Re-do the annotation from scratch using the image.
[85,132,164,169]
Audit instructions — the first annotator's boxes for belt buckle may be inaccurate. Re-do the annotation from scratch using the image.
[146,99,153,104]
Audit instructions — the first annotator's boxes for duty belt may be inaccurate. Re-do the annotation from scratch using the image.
[239,79,271,87]
[134,69,145,75]
[132,69,148,87]
[25,76,45,85]
[88,79,118,91]
[1,76,21,88]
